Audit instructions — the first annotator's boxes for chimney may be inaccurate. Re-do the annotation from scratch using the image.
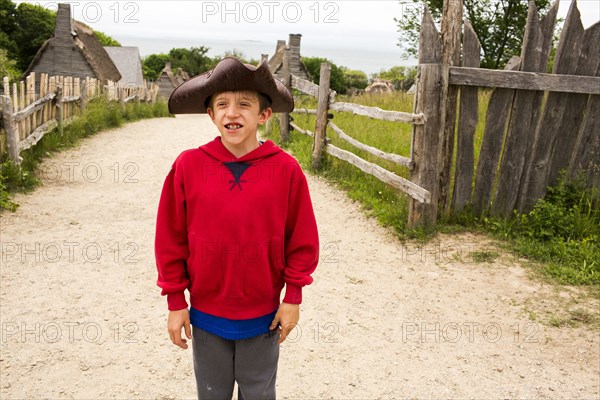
[288,34,302,61]
[55,3,73,39]
[275,40,286,52]
[260,54,269,64]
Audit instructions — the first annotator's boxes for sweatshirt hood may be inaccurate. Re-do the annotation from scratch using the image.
[199,136,283,164]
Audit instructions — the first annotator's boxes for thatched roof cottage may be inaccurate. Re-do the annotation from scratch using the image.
[156,62,189,98]
[365,79,395,94]
[23,3,121,83]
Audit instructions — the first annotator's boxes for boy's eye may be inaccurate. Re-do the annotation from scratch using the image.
[240,102,251,107]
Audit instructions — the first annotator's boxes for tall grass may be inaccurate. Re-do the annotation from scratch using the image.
[267,89,599,287]
[0,96,170,210]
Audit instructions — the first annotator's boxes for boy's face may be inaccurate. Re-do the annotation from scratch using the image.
[207,91,272,153]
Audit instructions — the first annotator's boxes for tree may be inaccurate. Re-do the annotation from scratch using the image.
[142,53,169,81]
[0,48,20,81]
[168,46,212,76]
[94,31,121,47]
[395,0,551,69]
[372,66,417,91]
[302,56,348,94]
[341,67,369,91]
[0,0,18,56]
[12,2,56,71]
[218,49,259,66]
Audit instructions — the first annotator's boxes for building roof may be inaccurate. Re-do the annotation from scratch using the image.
[71,21,121,82]
[157,63,179,88]
[23,3,121,82]
[157,62,189,88]
[104,46,144,86]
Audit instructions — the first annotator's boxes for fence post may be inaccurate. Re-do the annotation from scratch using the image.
[280,46,291,142]
[55,84,63,136]
[408,6,444,227]
[438,0,463,214]
[311,62,331,170]
[1,95,20,164]
[119,85,125,111]
[79,80,87,112]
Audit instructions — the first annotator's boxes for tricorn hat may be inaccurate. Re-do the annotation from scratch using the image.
[168,57,294,114]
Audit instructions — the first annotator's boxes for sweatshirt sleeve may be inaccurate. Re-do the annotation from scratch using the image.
[282,166,320,304]
[155,160,190,311]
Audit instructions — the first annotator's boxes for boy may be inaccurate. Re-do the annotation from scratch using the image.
[155,57,319,399]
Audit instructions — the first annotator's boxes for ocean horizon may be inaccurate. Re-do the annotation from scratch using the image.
[118,35,417,76]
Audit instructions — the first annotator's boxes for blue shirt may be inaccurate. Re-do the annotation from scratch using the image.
[190,307,278,340]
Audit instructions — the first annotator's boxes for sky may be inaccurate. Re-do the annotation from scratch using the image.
[16,0,600,75]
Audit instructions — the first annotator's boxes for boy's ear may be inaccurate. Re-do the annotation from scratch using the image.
[258,107,273,125]
[207,107,215,122]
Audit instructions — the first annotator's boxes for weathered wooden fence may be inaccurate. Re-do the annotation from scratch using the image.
[412,0,600,227]
[272,0,599,228]
[0,72,159,164]
[268,46,431,208]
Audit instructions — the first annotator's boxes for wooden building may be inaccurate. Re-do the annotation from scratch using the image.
[156,62,189,98]
[23,3,121,84]
[104,46,144,87]
[268,34,310,81]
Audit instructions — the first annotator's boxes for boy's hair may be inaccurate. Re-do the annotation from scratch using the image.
[205,91,272,113]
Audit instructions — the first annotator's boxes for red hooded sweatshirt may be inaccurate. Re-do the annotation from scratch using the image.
[155,136,319,320]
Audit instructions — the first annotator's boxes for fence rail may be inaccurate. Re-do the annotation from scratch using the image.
[448,66,600,94]
[282,66,430,205]
[1,72,159,164]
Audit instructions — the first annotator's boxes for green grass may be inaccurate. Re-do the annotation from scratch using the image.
[0,96,170,210]
[482,175,600,286]
[266,89,600,290]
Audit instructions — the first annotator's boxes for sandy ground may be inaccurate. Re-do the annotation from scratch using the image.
[0,114,598,399]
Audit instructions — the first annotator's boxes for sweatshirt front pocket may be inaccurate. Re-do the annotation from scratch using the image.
[187,232,223,294]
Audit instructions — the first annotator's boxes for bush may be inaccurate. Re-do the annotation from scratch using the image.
[484,174,600,285]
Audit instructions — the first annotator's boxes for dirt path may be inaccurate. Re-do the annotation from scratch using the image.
[0,115,598,399]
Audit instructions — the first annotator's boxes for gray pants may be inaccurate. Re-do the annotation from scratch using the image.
[192,326,280,400]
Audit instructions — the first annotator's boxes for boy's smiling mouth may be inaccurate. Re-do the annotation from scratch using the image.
[225,123,243,130]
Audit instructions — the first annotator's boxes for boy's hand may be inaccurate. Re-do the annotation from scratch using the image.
[270,302,300,344]
[167,308,192,349]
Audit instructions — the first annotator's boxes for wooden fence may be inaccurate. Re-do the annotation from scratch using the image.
[0,72,159,164]
[268,48,431,206]
[411,0,600,227]
[272,0,599,228]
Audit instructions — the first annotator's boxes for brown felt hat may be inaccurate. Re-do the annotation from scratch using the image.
[168,57,294,114]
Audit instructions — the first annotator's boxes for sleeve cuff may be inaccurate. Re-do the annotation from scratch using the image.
[167,292,188,311]
[282,284,303,304]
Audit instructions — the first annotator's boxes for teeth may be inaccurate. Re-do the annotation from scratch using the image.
[226,124,241,129]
